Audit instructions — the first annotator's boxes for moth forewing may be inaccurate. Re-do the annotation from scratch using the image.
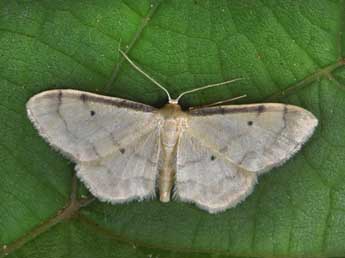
[27,89,162,202]
[173,102,317,213]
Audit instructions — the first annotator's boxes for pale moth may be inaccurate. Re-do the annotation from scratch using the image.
[26,51,318,213]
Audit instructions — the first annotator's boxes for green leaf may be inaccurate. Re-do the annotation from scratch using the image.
[1,1,345,257]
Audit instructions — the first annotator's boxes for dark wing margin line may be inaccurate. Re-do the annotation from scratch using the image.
[30,89,156,113]
[188,103,286,116]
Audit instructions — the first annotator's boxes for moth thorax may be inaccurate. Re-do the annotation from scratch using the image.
[162,119,180,149]
[160,103,182,118]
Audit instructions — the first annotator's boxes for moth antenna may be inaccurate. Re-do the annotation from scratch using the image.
[175,78,244,103]
[119,49,172,102]
[189,94,247,110]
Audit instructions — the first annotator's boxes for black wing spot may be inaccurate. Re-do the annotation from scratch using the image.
[247,121,253,126]
[210,155,216,161]
[120,148,125,154]
[90,110,96,116]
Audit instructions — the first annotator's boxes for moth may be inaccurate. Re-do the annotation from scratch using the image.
[26,51,318,213]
